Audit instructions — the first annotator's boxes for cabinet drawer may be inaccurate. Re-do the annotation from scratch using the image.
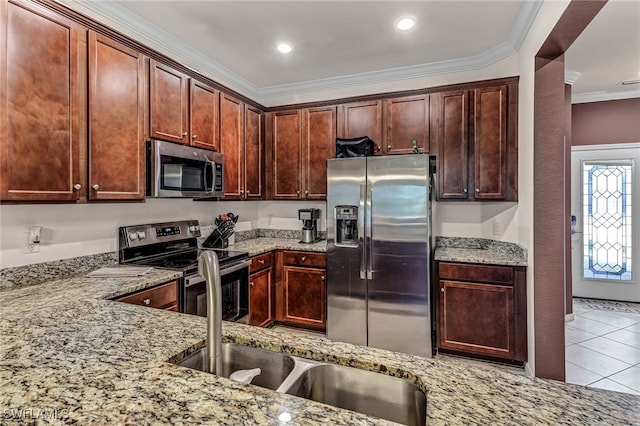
[250,252,274,273]
[282,251,326,268]
[115,280,178,309]
[438,262,513,285]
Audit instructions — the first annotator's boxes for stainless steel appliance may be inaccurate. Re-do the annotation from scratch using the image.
[326,155,434,357]
[298,208,320,243]
[147,140,225,198]
[118,220,250,321]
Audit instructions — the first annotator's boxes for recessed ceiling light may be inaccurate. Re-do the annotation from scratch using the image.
[395,17,416,31]
[277,42,294,54]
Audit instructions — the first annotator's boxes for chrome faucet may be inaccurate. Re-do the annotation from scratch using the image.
[198,251,223,375]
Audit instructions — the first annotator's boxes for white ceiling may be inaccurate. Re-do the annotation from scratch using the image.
[64,0,640,105]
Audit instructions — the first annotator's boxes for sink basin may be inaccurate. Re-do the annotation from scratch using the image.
[284,364,426,426]
[176,343,295,391]
[175,344,426,425]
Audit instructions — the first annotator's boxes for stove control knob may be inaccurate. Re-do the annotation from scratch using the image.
[137,231,146,240]
[189,225,199,233]
[128,232,138,241]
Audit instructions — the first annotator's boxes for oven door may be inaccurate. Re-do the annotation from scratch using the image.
[183,259,250,322]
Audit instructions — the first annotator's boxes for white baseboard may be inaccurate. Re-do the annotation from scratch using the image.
[524,362,534,377]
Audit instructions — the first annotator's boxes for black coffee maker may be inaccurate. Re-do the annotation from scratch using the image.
[298,208,320,243]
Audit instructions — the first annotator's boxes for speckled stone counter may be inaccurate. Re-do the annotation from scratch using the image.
[229,237,326,257]
[434,236,528,266]
[2,264,638,424]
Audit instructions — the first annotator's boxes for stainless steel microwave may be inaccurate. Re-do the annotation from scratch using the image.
[147,140,224,198]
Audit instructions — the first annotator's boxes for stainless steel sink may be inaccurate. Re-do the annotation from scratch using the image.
[284,363,426,426]
[174,344,426,425]
[176,343,295,391]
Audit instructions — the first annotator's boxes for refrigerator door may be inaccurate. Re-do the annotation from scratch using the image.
[326,157,367,346]
[367,155,432,357]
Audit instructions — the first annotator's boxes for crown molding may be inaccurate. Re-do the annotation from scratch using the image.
[572,90,640,104]
[565,69,582,85]
[56,0,542,105]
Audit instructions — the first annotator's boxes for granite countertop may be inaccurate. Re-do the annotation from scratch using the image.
[434,236,528,266]
[1,263,638,424]
[230,237,326,257]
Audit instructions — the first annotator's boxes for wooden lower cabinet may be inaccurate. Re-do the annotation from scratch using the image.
[249,252,275,327]
[437,262,527,363]
[114,280,178,311]
[276,251,326,331]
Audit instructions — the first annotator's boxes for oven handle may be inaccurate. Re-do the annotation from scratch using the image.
[220,259,251,276]
[184,275,206,288]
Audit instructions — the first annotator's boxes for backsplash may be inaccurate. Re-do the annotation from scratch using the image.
[0,252,118,290]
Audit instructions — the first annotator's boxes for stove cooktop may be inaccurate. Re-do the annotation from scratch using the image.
[129,248,249,273]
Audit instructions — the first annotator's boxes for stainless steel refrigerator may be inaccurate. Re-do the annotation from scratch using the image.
[326,155,433,358]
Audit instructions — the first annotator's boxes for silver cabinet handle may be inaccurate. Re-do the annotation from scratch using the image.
[301,256,306,262]
[463,188,468,193]
[440,288,445,293]
[92,184,99,190]
[192,134,197,139]
[182,132,188,137]
[321,276,325,282]
[250,281,254,287]
[475,188,480,193]
[73,184,81,190]
[258,259,265,265]
[296,190,300,195]
[143,298,151,305]
[387,145,391,150]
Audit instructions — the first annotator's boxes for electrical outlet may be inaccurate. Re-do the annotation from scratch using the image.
[492,220,502,236]
[24,226,42,254]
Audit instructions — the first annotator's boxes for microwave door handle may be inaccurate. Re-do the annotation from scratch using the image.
[203,156,213,192]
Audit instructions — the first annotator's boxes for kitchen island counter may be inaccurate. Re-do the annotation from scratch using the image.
[1,267,637,425]
[229,236,326,257]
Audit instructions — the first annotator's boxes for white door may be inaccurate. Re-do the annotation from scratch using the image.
[571,143,640,302]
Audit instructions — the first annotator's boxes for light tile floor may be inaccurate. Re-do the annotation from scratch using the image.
[565,299,640,395]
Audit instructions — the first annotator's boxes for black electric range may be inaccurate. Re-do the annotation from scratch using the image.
[118,220,250,318]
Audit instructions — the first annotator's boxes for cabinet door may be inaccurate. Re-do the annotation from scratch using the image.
[88,32,145,200]
[437,90,469,199]
[304,106,336,200]
[244,105,263,200]
[386,95,429,155]
[220,94,244,199]
[190,79,219,151]
[438,280,515,359]
[473,85,507,200]
[341,100,383,154]
[149,60,188,144]
[282,266,326,330]
[249,267,274,327]
[1,0,83,201]
[272,110,303,199]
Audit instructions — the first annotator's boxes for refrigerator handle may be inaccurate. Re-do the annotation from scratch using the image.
[359,183,367,280]
[366,184,373,280]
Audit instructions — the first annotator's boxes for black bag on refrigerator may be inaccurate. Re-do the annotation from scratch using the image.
[335,136,374,158]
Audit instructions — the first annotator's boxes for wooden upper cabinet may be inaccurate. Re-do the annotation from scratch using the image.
[340,100,383,154]
[436,90,469,200]
[149,59,189,144]
[473,85,507,200]
[304,106,336,200]
[220,93,244,199]
[385,95,429,155]
[190,80,219,151]
[88,32,145,200]
[272,110,303,199]
[244,105,263,200]
[1,0,84,201]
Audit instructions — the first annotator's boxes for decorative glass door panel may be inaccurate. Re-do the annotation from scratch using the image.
[582,162,632,281]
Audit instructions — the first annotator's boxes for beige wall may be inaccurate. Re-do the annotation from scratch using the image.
[572,98,640,146]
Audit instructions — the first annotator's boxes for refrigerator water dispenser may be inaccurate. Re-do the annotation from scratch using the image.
[335,206,358,247]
